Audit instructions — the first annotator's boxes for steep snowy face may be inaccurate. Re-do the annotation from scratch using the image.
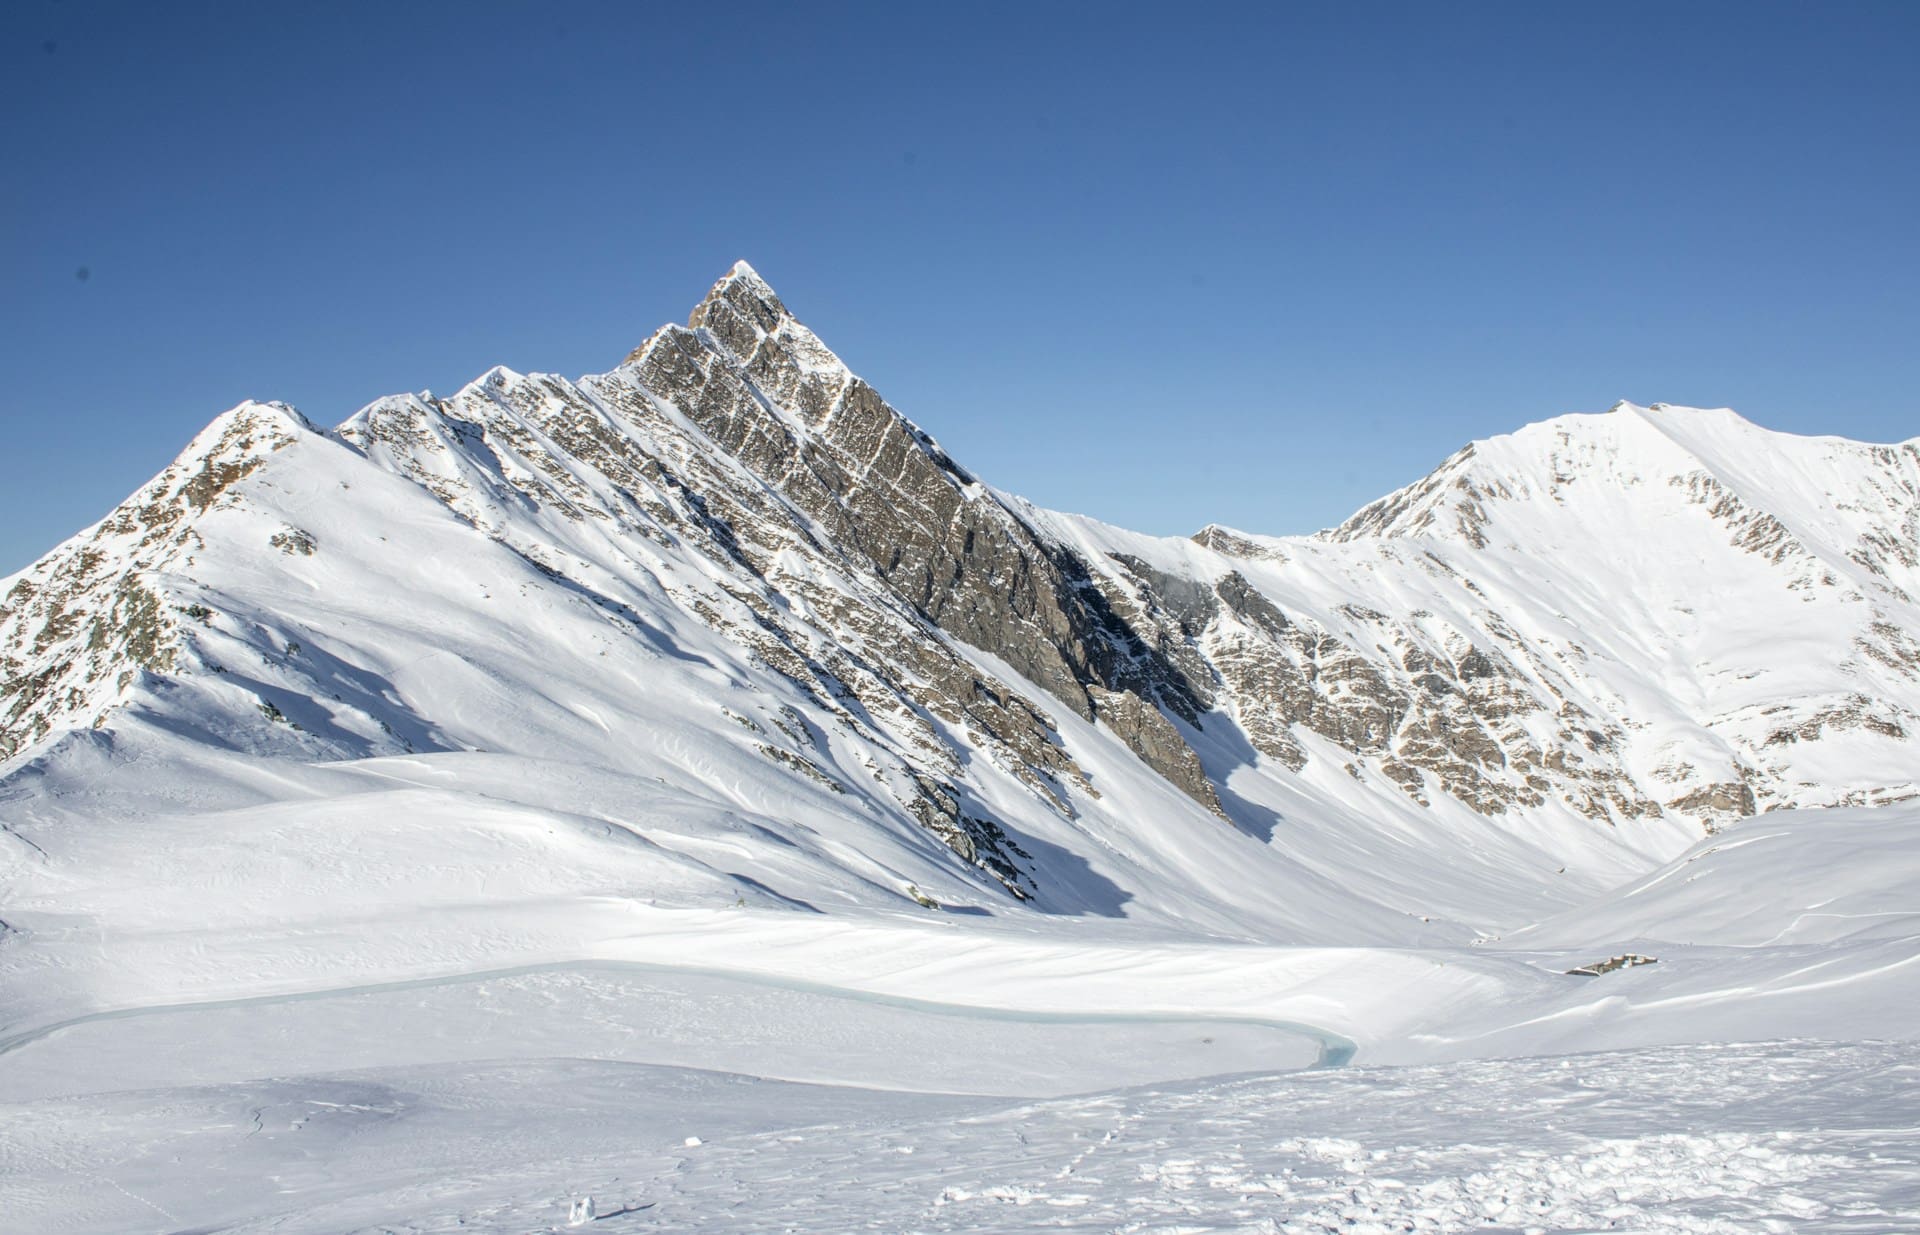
[2,265,1916,944]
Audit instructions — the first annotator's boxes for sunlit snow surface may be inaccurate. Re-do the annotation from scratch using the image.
[5,1039,1916,1232]
[5,818,1920,1234]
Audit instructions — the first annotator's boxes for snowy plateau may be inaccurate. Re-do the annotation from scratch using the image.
[3,262,1920,1233]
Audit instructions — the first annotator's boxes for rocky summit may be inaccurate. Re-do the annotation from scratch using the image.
[3,263,1919,938]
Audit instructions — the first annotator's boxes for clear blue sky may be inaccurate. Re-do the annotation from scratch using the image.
[4,2,1917,573]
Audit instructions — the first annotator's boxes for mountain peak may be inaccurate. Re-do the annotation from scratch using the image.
[677,260,853,389]
[692,259,790,335]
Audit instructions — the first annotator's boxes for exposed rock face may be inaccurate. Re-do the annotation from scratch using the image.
[1074,543,1663,823]
[622,265,1222,809]
[5,266,1920,904]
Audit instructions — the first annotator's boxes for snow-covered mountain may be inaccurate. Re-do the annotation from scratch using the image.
[7,263,1920,1233]
[3,262,1918,951]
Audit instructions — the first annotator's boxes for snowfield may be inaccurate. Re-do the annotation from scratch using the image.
[5,1039,1917,1232]
[3,801,1916,1232]
[3,265,1919,1232]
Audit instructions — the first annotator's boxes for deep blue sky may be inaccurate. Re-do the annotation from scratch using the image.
[4,2,1917,573]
